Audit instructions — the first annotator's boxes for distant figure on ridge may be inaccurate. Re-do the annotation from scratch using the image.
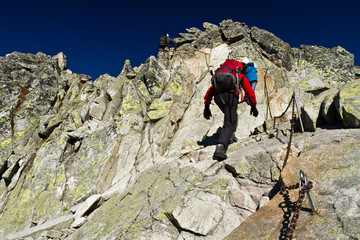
[203,59,259,160]
[157,33,176,68]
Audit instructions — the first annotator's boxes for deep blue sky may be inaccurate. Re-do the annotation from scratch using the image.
[1,0,359,79]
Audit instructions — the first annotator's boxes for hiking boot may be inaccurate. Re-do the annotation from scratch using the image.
[214,144,227,160]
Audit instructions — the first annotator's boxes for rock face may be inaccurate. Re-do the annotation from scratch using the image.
[0,19,359,240]
[225,129,360,240]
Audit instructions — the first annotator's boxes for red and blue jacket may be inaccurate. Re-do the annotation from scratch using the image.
[204,59,257,107]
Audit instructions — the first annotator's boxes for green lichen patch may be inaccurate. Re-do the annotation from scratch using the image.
[62,126,120,206]
[339,79,360,127]
[206,178,230,198]
[119,83,145,115]
[0,152,66,234]
[147,99,172,121]
[315,140,360,180]
[70,162,202,239]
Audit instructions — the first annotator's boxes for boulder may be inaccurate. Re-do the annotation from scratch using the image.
[250,26,293,71]
[338,79,360,127]
[219,19,249,44]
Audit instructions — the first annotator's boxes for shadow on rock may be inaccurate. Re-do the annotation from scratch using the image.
[197,128,221,147]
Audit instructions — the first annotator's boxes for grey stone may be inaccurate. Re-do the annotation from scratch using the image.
[0,179,8,213]
[219,19,249,44]
[6,214,74,240]
[339,79,360,127]
[355,66,360,76]
[250,26,293,70]
[74,194,102,220]
[35,237,47,240]
[53,52,67,71]
[47,229,62,238]
[23,237,34,240]
[71,217,86,228]
[203,22,219,33]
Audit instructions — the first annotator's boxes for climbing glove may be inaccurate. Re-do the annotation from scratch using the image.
[203,104,212,119]
[250,106,259,117]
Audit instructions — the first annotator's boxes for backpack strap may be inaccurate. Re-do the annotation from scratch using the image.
[211,71,226,105]
[229,61,242,97]
[242,63,248,74]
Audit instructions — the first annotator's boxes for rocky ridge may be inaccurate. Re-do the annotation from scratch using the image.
[0,19,359,239]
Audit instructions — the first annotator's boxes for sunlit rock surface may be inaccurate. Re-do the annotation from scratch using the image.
[0,19,359,240]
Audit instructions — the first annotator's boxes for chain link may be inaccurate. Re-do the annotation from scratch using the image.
[282,94,295,170]
[277,93,314,239]
[264,88,314,239]
[285,181,313,240]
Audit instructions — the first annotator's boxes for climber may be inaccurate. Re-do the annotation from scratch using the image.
[157,33,177,68]
[241,58,258,104]
[203,59,259,160]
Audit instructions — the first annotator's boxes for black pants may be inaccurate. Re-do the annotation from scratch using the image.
[214,91,239,148]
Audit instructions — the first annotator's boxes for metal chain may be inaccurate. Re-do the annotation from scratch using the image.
[285,181,313,240]
[264,69,273,120]
[278,95,313,240]
[280,182,299,192]
[282,94,296,170]
[274,92,295,121]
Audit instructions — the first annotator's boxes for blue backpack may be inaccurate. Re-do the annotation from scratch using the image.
[243,62,258,82]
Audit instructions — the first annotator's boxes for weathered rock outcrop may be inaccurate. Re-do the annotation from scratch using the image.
[225,129,360,240]
[0,19,359,240]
